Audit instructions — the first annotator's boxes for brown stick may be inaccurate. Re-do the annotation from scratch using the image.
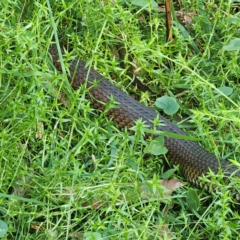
[165,0,172,41]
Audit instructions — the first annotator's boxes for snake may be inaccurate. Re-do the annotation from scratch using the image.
[49,45,240,194]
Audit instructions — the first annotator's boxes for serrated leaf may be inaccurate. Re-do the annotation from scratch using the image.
[155,96,180,115]
[131,0,158,8]
[0,220,8,237]
[223,38,240,51]
[186,189,200,212]
[214,86,233,96]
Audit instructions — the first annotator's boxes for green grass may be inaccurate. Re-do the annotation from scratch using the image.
[0,0,240,239]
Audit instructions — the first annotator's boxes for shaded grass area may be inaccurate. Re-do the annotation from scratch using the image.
[0,0,240,239]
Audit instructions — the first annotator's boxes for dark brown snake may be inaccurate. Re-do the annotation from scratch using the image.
[49,45,240,194]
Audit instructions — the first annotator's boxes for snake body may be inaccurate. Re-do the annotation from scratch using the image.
[49,45,239,189]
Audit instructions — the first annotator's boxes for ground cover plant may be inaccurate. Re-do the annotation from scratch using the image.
[0,0,240,239]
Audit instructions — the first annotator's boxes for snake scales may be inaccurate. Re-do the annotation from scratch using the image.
[49,45,239,193]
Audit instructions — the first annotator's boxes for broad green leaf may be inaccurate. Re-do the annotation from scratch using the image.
[229,15,240,25]
[155,96,180,115]
[84,231,103,240]
[131,0,158,8]
[147,136,168,156]
[127,159,138,171]
[186,189,200,212]
[223,38,240,51]
[162,168,178,180]
[214,86,233,96]
[0,220,8,237]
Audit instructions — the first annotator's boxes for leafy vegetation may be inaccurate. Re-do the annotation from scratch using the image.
[0,0,240,239]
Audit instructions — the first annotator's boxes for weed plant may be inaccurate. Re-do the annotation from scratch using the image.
[0,0,240,239]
